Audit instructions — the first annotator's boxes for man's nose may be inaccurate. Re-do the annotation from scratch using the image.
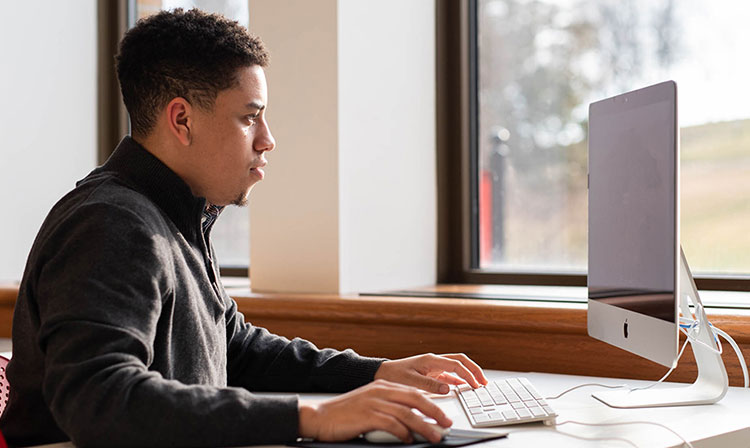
[255,123,275,152]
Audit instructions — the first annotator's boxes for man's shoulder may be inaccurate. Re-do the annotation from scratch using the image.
[62,171,169,227]
[22,172,180,295]
[38,172,175,250]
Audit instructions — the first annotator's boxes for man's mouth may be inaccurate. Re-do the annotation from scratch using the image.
[250,162,267,179]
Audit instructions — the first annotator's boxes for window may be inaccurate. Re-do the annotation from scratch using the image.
[129,0,251,273]
[473,0,750,283]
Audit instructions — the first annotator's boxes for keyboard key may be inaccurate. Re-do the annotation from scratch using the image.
[457,383,473,392]
[487,411,503,421]
[508,379,533,400]
[476,391,493,406]
[492,395,508,406]
[502,410,519,421]
[476,388,491,399]
[458,377,557,428]
[516,389,533,401]
[516,408,532,419]
[474,414,490,423]
[461,390,478,399]
[496,404,513,413]
[529,406,546,417]
[520,378,543,399]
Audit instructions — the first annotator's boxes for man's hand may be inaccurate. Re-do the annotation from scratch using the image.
[374,353,488,395]
[298,379,452,443]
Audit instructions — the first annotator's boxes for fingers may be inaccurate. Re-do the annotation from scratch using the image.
[425,354,483,388]
[375,401,446,444]
[372,380,452,427]
[441,353,489,386]
[416,375,451,395]
[311,380,453,443]
[369,410,412,443]
[434,372,467,386]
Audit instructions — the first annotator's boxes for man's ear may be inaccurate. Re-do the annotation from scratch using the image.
[165,97,192,146]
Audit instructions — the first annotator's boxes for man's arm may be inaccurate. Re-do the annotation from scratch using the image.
[223,294,385,393]
[35,202,300,447]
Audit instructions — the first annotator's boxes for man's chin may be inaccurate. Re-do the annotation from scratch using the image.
[231,190,251,207]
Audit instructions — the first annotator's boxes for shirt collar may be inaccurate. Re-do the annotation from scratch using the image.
[202,203,225,234]
[84,136,208,244]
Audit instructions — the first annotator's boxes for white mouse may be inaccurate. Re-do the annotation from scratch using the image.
[364,424,449,444]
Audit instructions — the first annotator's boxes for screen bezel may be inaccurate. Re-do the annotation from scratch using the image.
[587,81,679,368]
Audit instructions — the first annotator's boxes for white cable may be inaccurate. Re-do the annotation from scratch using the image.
[556,420,694,448]
[679,315,749,387]
[629,332,691,392]
[545,383,627,401]
[550,427,639,447]
[545,335,688,398]
[549,316,747,397]
[547,322,694,397]
[680,302,748,387]
[678,317,723,355]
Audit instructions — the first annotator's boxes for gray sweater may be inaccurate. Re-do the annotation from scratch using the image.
[0,137,384,447]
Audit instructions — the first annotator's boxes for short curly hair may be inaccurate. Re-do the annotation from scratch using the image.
[115,8,269,137]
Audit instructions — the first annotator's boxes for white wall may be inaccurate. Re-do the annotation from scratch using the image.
[337,0,436,293]
[248,0,342,293]
[0,2,98,282]
[249,0,436,294]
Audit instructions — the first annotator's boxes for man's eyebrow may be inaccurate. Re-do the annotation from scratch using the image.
[245,101,266,111]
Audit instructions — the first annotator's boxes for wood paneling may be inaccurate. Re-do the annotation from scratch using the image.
[0,286,17,338]
[2,284,749,387]
[232,291,750,387]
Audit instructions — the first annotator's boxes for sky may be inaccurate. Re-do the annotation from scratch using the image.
[586,0,750,127]
[668,0,750,126]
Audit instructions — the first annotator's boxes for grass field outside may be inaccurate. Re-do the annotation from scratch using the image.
[484,118,750,275]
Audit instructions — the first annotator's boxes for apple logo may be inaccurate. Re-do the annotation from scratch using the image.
[623,319,629,339]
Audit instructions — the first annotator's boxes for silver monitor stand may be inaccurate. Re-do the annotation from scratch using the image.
[593,247,728,408]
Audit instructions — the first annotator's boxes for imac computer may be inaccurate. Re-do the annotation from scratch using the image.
[587,80,728,408]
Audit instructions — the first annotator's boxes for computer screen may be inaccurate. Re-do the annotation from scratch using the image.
[587,81,679,368]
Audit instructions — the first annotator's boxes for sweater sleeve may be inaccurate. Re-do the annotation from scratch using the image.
[223,293,386,393]
[36,202,299,448]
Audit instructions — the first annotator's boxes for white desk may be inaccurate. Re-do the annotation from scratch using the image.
[436,370,750,448]
[32,369,750,448]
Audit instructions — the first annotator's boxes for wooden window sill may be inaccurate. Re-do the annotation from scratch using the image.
[229,287,750,387]
[2,283,749,386]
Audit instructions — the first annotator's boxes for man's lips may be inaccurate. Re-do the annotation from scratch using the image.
[250,162,267,179]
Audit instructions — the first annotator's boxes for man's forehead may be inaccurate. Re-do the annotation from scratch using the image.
[228,66,268,106]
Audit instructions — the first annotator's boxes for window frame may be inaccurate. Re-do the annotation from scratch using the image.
[98,0,130,165]
[436,0,750,293]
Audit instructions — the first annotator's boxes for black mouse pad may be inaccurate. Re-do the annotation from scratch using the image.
[288,432,508,448]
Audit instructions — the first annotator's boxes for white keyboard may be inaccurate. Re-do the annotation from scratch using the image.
[456,377,557,427]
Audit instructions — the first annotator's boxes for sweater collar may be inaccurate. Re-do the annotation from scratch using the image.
[92,136,207,243]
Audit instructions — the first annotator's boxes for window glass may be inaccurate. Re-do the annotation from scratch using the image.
[477,0,750,275]
[133,0,250,269]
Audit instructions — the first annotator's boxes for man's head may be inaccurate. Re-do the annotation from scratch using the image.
[116,9,275,206]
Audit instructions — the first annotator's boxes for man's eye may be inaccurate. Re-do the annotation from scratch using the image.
[246,115,259,125]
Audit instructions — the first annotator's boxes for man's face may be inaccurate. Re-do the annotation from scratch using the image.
[189,65,275,206]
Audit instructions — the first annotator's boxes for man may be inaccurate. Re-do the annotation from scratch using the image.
[0,9,487,447]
